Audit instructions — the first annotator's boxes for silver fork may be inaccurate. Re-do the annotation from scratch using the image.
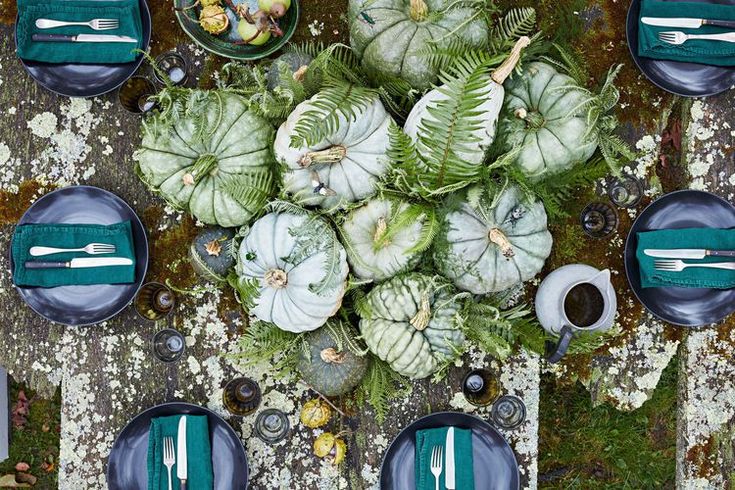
[35,18,120,30]
[163,436,175,490]
[658,31,735,45]
[654,259,735,272]
[29,243,116,257]
[430,445,443,490]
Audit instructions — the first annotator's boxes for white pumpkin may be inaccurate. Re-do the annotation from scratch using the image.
[339,198,434,281]
[234,210,349,332]
[274,92,392,210]
[434,184,552,294]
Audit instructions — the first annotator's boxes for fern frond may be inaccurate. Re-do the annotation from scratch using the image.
[489,7,537,53]
[356,357,411,423]
[227,272,261,310]
[233,321,304,374]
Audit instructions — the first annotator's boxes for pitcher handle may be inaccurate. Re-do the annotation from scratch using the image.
[546,325,574,364]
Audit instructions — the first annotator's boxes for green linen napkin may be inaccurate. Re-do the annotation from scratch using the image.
[637,228,735,288]
[16,0,142,64]
[147,415,214,490]
[638,0,735,66]
[12,221,136,287]
[415,427,474,490]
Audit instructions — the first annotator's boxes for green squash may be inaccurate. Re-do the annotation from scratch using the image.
[497,61,598,179]
[134,90,275,227]
[266,51,314,90]
[189,227,236,283]
[358,273,465,379]
[348,0,489,90]
[297,324,369,397]
[434,184,552,294]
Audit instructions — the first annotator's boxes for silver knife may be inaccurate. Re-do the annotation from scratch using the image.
[177,416,188,490]
[644,249,735,259]
[445,427,455,490]
[24,257,133,269]
[31,33,138,43]
[641,17,735,29]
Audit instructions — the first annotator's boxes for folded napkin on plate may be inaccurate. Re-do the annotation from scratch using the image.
[415,427,474,490]
[147,415,214,490]
[638,0,735,66]
[12,221,136,287]
[637,228,735,288]
[16,0,142,64]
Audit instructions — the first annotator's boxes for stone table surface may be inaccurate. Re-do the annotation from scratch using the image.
[0,0,734,489]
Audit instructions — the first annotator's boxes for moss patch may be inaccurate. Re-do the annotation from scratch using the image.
[0,181,56,226]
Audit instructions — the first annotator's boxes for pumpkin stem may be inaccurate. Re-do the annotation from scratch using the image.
[264,268,288,288]
[514,108,545,129]
[410,294,431,331]
[491,36,531,86]
[373,216,389,246]
[299,145,347,167]
[409,0,428,21]
[320,347,346,364]
[293,65,309,82]
[488,228,515,259]
[183,154,219,186]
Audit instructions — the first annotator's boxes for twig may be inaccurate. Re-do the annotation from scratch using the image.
[299,381,346,417]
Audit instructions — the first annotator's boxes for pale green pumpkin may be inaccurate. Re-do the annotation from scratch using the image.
[135,91,274,227]
[434,184,552,294]
[497,61,598,179]
[358,273,465,379]
[348,0,489,90]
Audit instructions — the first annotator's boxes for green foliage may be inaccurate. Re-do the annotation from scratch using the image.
[489,7,538,53]
[232,321,307,375]
[356,357,412,424]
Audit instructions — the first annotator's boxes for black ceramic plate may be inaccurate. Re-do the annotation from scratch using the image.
[624,189,735,327]
[15,0,152,98]
[10,186,148,326]
[107,402,249,490]
[626,0,735,97]
[380,412,520,490]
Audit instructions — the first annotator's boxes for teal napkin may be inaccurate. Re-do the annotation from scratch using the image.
[12,221,136,287]
[16,0,142,64]
[147,415,214,490]
[638,0,735,66]
[637,228,735,288]
[415,427,474,490]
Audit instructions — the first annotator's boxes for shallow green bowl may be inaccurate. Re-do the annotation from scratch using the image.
[173,0,299,60]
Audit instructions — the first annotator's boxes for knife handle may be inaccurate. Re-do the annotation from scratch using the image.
[32,34,75,42]
[703,19,735,29]
[708,250,735,257]
[180,480,187,490]
[25,261,69,269]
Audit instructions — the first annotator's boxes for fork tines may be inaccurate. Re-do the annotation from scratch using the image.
[163,435,175,462]
[653,259,680,270]
[431,444,442,468]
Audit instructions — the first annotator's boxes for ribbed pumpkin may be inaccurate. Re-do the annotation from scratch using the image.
[297,324,368,397]
[234,210,349,332]
[135,91,274,227]
[434,184,553,294]
[339,198,435,281]
[189,226,236,283]
[274,93,392,210]
[348,0,489,90]
[497,61,598,179]
[358,273,465,379]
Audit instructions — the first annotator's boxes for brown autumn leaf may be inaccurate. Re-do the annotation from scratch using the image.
[0,474,30,487]
[12,464,28,473]
[11,392,30,429]
[40,460,54,474]
[15,474,36,486]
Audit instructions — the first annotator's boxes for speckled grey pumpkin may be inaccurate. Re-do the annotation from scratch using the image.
[189,227,236,283]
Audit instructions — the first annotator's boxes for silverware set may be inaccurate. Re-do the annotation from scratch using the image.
[428,427,456,490]
[160,417,188,490]
[32,17,136,44]
[24,242,132,269]
[642,17,735,45]
[645,249,735,272]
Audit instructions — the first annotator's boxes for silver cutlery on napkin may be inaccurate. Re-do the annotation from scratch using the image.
[642,17,735,29]
[177,416,188,490]
[658,31,735,45]
[445,427,455,490]
[30,243,116,257]
[31,34,137,43]
[430,445,442,490]
[654,259,735,272]
[163,436,175,490]
[644,249,735,259]
[35,18,119,30]
[24,257,132,269]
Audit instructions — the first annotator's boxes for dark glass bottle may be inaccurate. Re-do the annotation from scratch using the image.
[462,369,501,407]
[254,408,290,443]
[152,328,185,363]
[135,282,175,321]
[223,377,262,416]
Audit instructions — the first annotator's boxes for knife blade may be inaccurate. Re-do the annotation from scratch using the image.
[445,427,455,490]
[24,257,133,269]
[644,249,735,259]
[641,17,735,29]
[177,416,188,490]
[31,33,138,43]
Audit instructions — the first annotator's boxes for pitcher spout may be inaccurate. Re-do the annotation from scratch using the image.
[589,269,612,292]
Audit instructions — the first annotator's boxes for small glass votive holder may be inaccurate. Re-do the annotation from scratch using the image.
[152,328,185,362]
[462,368,501,407]
[118,76,157,114]
[254,408,290,443]
[223,377,262,417]
[491,395,526,430]
[135,282,176,321]
[580,201,618,239]
[152,51,189,86]
[608,174,643,208]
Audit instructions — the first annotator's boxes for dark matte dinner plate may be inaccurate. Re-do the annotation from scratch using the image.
[624,189,735,327]
[15,0,152,98]
[626,0,735,97]
[380,412,520,490]
[10,185,148,326]
[107,402,249,490]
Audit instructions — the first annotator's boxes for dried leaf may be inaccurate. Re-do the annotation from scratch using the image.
[15,474,36,485]
[12,464,28,473]
[0,474,30,487]
[40,462,54,474]
[11,392,30,429]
